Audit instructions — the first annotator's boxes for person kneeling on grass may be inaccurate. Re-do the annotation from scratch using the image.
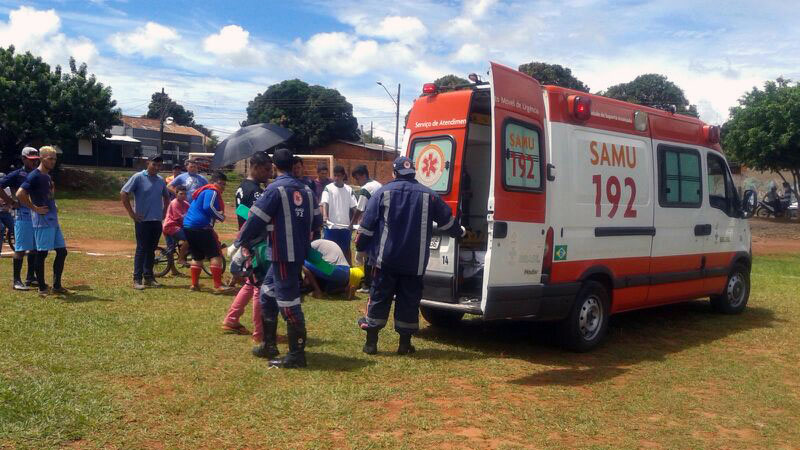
[163,185,191,272]
[302,239,364,300]
[182,171,234,294]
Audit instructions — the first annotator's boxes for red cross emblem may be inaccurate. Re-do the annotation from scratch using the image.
[422,152,438,178]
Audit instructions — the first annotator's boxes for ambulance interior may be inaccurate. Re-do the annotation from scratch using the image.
[456,90,492,299]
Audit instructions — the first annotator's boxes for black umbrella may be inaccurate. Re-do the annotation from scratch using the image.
[211,123,293,169]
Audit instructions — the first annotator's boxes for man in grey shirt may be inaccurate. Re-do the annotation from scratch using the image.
[121,155,170,289]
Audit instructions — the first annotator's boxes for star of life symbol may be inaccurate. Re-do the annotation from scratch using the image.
[416,144,445,187]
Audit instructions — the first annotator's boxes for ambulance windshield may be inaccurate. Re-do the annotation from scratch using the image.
[411,137,454,193]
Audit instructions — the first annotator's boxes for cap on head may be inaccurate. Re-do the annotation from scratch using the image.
[21,147,40,160]
[273,148,294,171]
[149,154,164,163]
[393,156,415,176]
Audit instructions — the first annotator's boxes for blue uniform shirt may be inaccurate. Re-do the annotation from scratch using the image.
[169,172,208,202]
[239,174,322,263]
[120,170,169,222]
[183,185,225,229]
[0,168,32,221]
[20,169,58,229]
[356,177,462,276]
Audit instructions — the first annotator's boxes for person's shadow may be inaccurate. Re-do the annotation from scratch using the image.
[415,300,779,386]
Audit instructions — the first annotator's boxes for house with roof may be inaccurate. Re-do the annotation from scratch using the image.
[60,115,209,168]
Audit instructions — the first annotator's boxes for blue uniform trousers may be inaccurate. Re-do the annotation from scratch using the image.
[260,261,305,328]
[362,269,423,335]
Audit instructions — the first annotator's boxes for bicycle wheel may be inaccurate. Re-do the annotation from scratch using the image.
[154,246,174,278]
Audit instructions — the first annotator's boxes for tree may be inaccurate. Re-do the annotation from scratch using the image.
[722,77,800,197]
[146,91,196,127]
[0,46,60,158]
[362,130,385,145]
[518,62,590,92]
[0,46,120,162]
[601,74,699,117]
[244,79,359,149]
[51,58,121,144]
[434,74,469,89]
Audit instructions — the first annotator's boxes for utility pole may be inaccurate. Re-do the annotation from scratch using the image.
[394,83,400,157]
[159,87,166,153]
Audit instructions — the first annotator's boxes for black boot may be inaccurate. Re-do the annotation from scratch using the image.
[269,324,306,368]
[397,334,416,355]
[363,329,379,355]
[252,318,279,359]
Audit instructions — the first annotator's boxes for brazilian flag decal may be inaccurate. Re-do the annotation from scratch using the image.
[554,245,568,261]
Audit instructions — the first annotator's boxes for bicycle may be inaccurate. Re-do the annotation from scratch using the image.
[153,239,227,278]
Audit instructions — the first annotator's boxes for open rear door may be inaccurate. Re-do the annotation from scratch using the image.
[481,62,549,319]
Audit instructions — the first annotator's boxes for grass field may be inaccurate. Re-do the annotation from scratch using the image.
[1,179,799,449]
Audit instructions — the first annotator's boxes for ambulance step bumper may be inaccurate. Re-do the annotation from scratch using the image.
[420,299,482,315]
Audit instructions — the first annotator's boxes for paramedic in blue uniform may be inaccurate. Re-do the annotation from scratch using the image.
[0,147,40,290]
[238,148,322,369]
[355,156,465,355]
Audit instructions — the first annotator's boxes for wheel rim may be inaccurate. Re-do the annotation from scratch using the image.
[578,295,603,341]
[727,272,746,308]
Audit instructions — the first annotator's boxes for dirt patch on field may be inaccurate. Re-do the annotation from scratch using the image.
[749,218,800,255]
[68,238,135,255]
[85,200,130,217]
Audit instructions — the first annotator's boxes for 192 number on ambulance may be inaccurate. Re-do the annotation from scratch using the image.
[592,175,637,218]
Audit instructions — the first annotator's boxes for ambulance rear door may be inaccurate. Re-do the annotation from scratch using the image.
[482,62,548,319]
[406,90,472,302]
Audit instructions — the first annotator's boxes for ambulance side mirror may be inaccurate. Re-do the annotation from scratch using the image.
[741,189,757,218]
[546,163,555,181]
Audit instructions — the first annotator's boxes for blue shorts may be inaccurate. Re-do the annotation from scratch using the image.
[34,226,66,251]
[14,219,36,251]
[303,260,349,290]
[167,228,186,242]
[323,228,352,256]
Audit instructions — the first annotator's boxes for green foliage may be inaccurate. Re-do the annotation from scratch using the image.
[601,73,699,117]
[0,46,120,162]
[362,130,385,145]
[434,74,469,89]
[145,91,214,141]
[723,78,800,194]
[244,79,359,149]
[518,61,590,92]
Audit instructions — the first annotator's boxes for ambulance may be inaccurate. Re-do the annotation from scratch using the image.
[407,62,757,351]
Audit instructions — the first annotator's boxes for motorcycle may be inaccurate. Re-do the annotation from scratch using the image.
[755,195,798,218]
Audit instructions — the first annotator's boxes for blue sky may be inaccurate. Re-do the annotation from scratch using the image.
[1,0,799,143]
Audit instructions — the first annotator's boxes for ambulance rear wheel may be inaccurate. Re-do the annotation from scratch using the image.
[559,281,610,352]
[420,306,464,328]
[710,264,750,314]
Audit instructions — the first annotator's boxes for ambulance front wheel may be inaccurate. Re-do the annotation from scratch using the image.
[420,306,464,328]
[710,264,750,314]
[559,281,610,352]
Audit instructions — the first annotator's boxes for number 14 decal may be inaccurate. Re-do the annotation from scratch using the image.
[592,175,637,218]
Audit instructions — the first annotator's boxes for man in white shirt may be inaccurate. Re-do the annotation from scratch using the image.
[350,165,382,293]
[320,165,356,264]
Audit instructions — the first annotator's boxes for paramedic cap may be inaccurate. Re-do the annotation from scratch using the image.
[273,148,294,171]
[148,154,164,162]
[393,156,415,176]
[21,147,40,160]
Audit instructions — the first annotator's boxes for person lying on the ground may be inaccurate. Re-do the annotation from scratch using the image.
[302,239,364,300]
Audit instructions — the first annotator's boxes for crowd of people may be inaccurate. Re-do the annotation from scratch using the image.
[2,145,465,369]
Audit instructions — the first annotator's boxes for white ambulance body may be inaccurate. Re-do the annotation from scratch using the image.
[406,62,754,351]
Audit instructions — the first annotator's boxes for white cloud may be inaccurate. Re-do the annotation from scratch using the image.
[109,21,179,58]
[453,43,485,63]
[345,15,427,44]
[294,31,416,76]
[0,6,98,66]
[203,25,266,66]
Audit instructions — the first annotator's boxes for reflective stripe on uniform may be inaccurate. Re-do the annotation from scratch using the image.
[277,186,295,262]
[438,215,455,231]
[359,228,374,237]
[365,316,387,327]
[376,191,391,268]
[394,320,419,330]
[276,297,301,308]
[250,205,271,223]
[261,283,275,297]
[418,192,429,276]
[305,188,314,236]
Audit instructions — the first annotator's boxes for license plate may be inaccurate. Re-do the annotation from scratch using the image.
[429,235,441,250]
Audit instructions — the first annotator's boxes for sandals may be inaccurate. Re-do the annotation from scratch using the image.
[222,323,251,335]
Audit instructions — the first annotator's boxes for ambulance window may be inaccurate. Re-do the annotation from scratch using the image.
[410,136,454,193]
[658,146,702,208]
[502,120,542,191]
[708,153,737,216]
